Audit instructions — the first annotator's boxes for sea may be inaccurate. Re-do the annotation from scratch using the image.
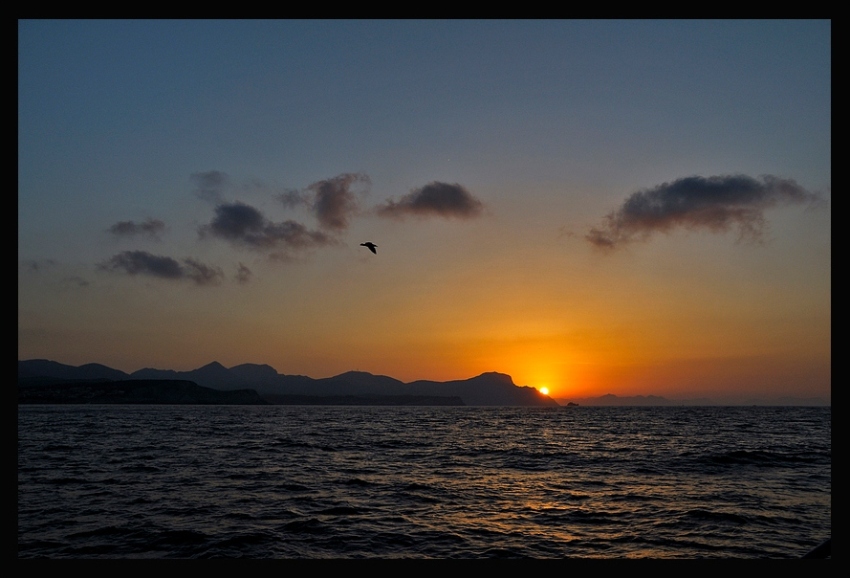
[17,405,831,559]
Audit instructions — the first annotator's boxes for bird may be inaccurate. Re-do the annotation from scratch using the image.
[360,242,377,254]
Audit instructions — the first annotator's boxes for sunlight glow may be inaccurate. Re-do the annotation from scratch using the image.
[539,387,549,396]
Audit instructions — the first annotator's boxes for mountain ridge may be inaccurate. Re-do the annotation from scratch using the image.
[18,379,267,405]
[17,359,558,407]
[19,359,829,406]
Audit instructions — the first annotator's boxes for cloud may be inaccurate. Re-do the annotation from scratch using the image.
[98,250,224,286]
[183,259,225,286]
[305,173,370,231]
[63,276,90,288]
[199,202,335,252]
[19,260,90,287]
[586,174,821,249]
[235,263,252,284]
[201,202,265,242]
[278,189,308,209]
[193,171,371,232]
[376,182,484,219]
[191,170,231,203]
[108,218,165,239]
[20,259,58,272]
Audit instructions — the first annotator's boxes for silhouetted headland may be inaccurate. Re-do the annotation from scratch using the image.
[262,394,464,406]
[17,379,267,405]
[18,360,558,406]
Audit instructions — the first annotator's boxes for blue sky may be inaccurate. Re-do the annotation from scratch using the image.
[18,20,830,401]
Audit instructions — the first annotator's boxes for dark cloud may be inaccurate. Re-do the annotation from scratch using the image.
[108,218,165,239]
[20,259,58,272]
[19,260,90,287]
[63,276,90,288]
[202,202,265,242]
[376,182,484,219]
[278,189,309,209]
[98,251,223,286]
[183,259,225,286]
[235,263,252,284]
[264,221,335,249]
[199,202,335,252]
[99,251,184,279]
[586,174,820,249]
[306,173,370,231]
[193,171,369,235]
[191,170,231,202]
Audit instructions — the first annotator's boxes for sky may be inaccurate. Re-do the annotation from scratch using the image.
[18,20,831,402]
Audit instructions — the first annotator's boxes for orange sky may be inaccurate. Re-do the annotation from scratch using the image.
[18,21,830,403]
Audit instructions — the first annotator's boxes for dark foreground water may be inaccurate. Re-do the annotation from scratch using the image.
[18,405,830,559]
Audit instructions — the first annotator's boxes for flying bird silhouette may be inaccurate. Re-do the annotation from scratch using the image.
[360,242,377,254]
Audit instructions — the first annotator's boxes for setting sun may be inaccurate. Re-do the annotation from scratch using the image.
[16,21,831,561]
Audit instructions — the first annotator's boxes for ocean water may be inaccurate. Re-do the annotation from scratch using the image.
[17,405,830,559]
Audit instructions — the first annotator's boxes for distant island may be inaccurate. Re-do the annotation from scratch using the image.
[555,393,676,407]
[17,360,555,407]
[555,393,830,407]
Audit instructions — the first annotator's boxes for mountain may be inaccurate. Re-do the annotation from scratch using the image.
[18,360,558,406]
[260,394,465,406]
[405,372,557,406]
[229,363,283,388]
[130,367,182,381]
[310,371,407,396]
[131,361,246,390]
[17,359,130,382]
[18,379,267,405]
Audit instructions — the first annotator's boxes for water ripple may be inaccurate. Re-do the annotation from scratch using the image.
[18,405,830,558]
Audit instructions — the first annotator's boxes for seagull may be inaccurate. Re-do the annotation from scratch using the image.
[360,242,377,254]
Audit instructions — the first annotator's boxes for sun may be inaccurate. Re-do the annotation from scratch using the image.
[539,387,549,396]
